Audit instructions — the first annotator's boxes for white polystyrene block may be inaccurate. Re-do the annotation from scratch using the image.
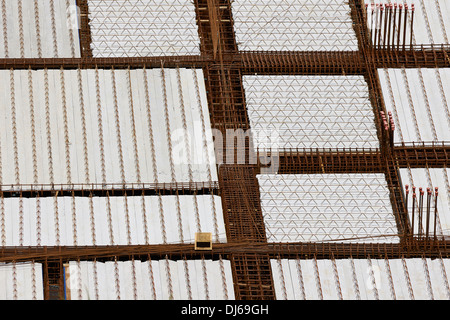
[88,0,200,57]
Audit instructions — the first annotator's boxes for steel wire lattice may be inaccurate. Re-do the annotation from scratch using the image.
[0,0,449,300]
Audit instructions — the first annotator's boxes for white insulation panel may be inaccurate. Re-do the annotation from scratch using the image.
[0,194,226,246]
[243,75,379,150]
[0,262,44,300]
[257,173,399,243]
[378,68,450,143]
[231,0,359,51]
[88,0,200,57]
[0,68,217,189]
[364,0,450,45]
[271,257,450,300]
[65,259,235,300]
[399,168,450,237]
[0,0,80,58]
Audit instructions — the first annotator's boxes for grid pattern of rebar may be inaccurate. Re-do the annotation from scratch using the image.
[0,0,449,300]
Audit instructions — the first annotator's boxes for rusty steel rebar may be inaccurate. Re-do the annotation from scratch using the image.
[412,187,416,236]
[426,188,431,240]
[397,4,403,50]
[387,3,393,51]
[402,4,409,51]
[410,4,415,51]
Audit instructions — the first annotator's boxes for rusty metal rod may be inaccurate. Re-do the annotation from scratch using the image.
[403,4,409,51]
[410,4,415,51]
[405,184,409,227]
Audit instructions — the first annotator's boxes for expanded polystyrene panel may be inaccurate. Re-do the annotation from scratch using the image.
[0,0,80,58]
[88,0,200,57]
[378,68,450,143]
[399,168,450,237]
[243,75,379,151]
[364,0,450,45]
[231,0,359,51]
[0,262,44,300]
[257,173,399,243]
[0,68,217,190]
[65,259,234,300]
[271,257,450,300]
[0,195,226,246]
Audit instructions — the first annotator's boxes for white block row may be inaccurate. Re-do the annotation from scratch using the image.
[364,0,450,45]
[88,0,200,57]
[0,194,226,246]
[243,75,379,150]
[0,262,44,300]
[271,257,450,299]
[231,0,359,51]
[65,259,234,300]
[378,68,450,143]
[0,68,217,189]
[0,0,80,58]
[258,174,399,243]
[399,168,450,237]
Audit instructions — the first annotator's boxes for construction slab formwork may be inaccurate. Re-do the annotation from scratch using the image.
[271,257,450,300]
[0,261,44,300]
[364,0,450,47]
[87,0,201,57]
[378,68,450,143]
[243,75,380,151]
[0,68,217,190]
[231,0,359,51]
[0,0,81,58]
[64,258,234,300]
[257,173,399,243]
[0,0,449,301]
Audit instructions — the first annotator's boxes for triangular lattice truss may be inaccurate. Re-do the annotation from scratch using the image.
[88,0,201,57]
